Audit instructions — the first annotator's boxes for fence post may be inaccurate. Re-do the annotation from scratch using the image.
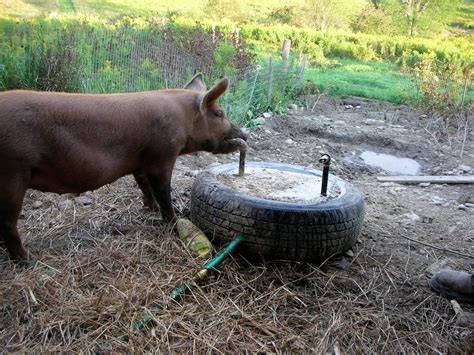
[281,38,291,73]
[267,56,273,107]
[295,54,307,89]
[243,70,259,121]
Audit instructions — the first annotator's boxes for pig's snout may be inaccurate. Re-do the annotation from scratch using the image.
[239,127,249,141]
[227,137,248,151]
[228,124,248,141]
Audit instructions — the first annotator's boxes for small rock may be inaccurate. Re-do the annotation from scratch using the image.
[458,204,467,210]
[32,201,43,209]
[58,200,73,211]
[457,194,473,204]
[455,309,474,327]
[431,196,446,205]
[264,129,272,135]
[356,105,361,109]
[262,112,272,118]
[426,260,451,278]
[465,203,474,208]
[334,257,352,270]
[74,196,92,205]
[394,186,405,193]
[363,119,378,125]
[285,138,295,145]
[344,249,354,258]
[422,216,433,223]
[185,170,201,177]
[288,103,298,110]
[401,212,420,223]
[344,104,353,109]
[458,164,472,173]
[254,117,266,125]
[418,182,431,187]
[390,124,405,129]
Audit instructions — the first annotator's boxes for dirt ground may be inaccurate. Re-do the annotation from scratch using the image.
[1,96,473,352]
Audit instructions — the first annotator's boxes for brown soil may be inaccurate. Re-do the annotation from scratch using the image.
[1,96,473,352]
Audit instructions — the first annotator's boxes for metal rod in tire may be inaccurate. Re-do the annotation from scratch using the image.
[319,154,331,196]
[229,138,248,176]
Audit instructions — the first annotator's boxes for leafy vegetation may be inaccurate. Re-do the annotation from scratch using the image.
[1,0,470,36]
[0,0,472,120]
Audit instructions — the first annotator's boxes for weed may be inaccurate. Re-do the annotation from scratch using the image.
[410,52,471,113]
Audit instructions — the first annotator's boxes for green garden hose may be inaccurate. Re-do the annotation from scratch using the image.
[98,234,245,350]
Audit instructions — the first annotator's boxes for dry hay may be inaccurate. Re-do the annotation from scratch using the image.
[0,175,473,353]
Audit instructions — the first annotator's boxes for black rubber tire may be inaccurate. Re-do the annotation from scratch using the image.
[190,162,365,261]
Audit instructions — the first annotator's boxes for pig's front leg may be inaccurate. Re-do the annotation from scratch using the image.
[147,169,177,223]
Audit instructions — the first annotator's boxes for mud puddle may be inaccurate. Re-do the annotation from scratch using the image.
[360,150,421,175]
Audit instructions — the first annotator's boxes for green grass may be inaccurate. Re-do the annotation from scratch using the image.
[58,0,76,13]
[304,59,418,104]
[304,58,474,106]
[451,0,474,30]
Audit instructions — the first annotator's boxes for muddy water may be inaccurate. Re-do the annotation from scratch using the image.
[217,167,340,203]
[360,150,420,175]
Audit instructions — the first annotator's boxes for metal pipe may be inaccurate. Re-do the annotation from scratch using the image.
[239,149,247,176]
[319,154,331,196]
[228,138,248,176]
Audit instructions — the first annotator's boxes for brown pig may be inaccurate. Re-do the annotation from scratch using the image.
[0,74,247,261]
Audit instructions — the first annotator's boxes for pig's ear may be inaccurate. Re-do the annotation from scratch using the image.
[184,73,207,91]
[200,78,228,112]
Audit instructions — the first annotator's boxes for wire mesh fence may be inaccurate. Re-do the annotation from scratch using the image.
[0,19,306,125]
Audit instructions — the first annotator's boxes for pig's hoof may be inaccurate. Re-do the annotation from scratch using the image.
[10,249,35,266]
[162,213,178,226]
[143,199,160,212]
[16,258,36,268]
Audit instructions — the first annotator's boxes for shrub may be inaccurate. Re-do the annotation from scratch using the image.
[410,52,469,113]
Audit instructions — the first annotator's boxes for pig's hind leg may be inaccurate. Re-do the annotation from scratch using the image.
[134,173,159,212]
[147,168,177,223]
[0,173,29,261]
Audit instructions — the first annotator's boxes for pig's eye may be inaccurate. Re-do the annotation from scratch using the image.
[215,110,224,118]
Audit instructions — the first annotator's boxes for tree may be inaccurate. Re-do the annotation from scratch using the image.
[370,0,384,9]
[352,5,397,35]
[401,0,429,36]
[300,0,355,31]
[398,0,461,36]
[204,0,245,23]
